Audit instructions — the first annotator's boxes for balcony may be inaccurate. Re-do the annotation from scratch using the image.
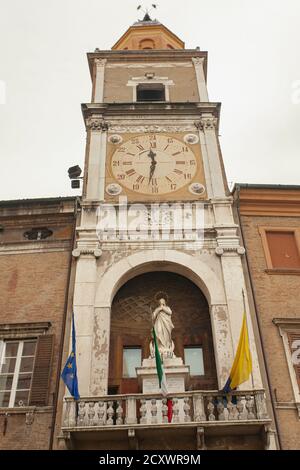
[60,389,273,450]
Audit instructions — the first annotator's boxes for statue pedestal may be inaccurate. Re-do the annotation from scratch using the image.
[136,357,190,424]
[136,357,190,394]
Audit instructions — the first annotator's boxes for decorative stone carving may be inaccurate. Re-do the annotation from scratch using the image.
[207,396,215,421]
[86,118,109,131]
[189,182,206,195]
[116,400,123,425]
[106,183,122,196]
[72,248,102,259]
[150,297,175,359]
[183,397,191,422]
[151,399,158,424]
[245,395,256,420]
[77,402,86,426]
[108,134,123,145]
[88,402,96,426]
[94,58,107,68]
[192,57,205,66]
[215,246,246,257]
[195,118,218,131]
[107,401,114,425]
[107,124,197,134]
[161,398,169,423]
[97,401,105,425]
[139,399,147,424]
[184,133,199,145]
[255,391,269,419]
[172,398,180,423]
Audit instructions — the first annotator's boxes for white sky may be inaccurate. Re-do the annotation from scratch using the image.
[0,0,299,200]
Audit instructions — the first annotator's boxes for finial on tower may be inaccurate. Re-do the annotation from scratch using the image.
[137,3,158,22]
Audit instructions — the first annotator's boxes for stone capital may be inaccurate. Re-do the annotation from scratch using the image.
[192,57,205,67]
[215,246,246,257]
[86,118,109,131]
[72,247,102,259]
[195,117,218,131]
[94,58,107,68]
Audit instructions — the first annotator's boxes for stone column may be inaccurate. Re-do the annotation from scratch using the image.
[72,252,99,396]
[93,59,106,103]
[192,57,209,102]
[85,119,108,201]
[196,116,226,199]
[210,304,234,389]
[90,306,111,396]
[216,248,263,389]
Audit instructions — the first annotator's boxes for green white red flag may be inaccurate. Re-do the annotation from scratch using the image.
[152,327,168,396]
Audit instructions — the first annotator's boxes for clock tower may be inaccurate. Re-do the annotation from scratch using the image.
[59,14,275,450]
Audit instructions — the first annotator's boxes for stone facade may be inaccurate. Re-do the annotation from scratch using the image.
[55,19,273,450]
[233,184,300,449]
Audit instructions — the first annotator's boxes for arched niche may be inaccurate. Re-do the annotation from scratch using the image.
[108,271,218,394]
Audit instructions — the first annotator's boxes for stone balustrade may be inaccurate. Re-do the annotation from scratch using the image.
[62,389,269,429]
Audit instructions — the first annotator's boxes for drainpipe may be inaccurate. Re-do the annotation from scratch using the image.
[48,197,79,450]
[235,185,282,450]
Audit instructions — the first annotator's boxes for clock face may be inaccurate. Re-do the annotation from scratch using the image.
[110,134,198,196]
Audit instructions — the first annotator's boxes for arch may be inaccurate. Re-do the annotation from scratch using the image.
[95,249,225,308]
[109,271,218,393]
[139,38,155,50]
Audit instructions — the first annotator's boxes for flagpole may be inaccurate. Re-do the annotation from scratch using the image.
[242,289,255,390]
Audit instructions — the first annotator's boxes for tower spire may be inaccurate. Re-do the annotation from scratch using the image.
[137,3,158,22]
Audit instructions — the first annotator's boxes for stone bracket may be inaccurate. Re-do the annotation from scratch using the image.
[128,428,139,450]
[196,426,206,450]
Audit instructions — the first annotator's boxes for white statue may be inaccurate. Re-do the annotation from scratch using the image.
[150,298,175,359]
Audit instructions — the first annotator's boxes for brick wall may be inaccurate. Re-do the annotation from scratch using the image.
[240,214,300,450]
[0,200,75,450]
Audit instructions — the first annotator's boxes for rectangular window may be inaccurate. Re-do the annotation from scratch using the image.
[123,347,141,378]
[184,346,204,376]
[266,231,300,269]
[0,340,36,408]
[137,84,165,102]
[259,227,300,271]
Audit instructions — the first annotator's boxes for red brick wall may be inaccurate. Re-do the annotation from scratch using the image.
[240,214,300,450]
[0,250,72,449]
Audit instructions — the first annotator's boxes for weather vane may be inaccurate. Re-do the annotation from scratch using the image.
[137,3,158,21]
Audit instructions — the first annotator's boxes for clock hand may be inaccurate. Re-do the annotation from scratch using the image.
[148,149,157,161]
[148,160,157,184]
[148,148,157,184]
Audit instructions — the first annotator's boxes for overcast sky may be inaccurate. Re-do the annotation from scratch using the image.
[0,0,299,200]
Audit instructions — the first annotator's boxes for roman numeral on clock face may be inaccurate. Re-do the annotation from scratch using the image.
[126,169,136,176]
[136,175,145,183]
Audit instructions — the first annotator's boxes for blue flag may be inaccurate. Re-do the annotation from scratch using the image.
[61,312,80,400]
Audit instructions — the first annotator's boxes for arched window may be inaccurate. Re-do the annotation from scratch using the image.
[139,38,155,50]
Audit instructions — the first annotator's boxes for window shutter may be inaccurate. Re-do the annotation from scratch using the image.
[29,334,54,406]
[288,332,300,389]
